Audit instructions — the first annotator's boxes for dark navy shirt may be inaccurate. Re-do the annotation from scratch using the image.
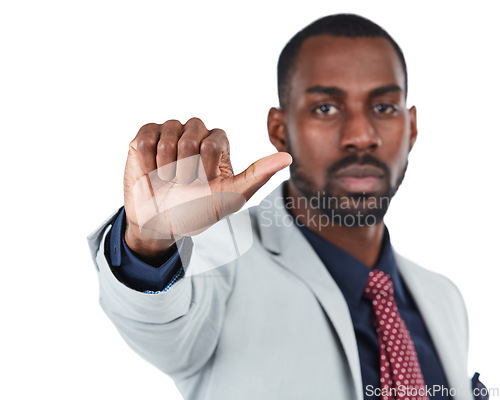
[106,208,450,399]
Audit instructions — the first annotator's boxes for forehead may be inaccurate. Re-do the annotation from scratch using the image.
[290,35,405,97]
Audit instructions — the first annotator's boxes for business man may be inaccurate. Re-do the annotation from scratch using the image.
[89,14,482,400]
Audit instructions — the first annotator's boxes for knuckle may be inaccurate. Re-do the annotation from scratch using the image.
[213,129,229,146]
[200,139,221,155]
[157,139,177,154]
[162,119,182,131]
[138,122,158,134]
[184,117,207,133]
[177,138,199,154]
[164,119,181,126]
[137,137,158,153]
[212,128,227,137]
[185,117,203,126]
[245,163,257,181]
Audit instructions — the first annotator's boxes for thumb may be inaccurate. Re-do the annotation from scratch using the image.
[229,152,292,201]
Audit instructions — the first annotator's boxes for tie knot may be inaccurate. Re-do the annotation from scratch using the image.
[364,270,394,300]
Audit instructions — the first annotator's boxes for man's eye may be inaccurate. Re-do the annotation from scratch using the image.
[373,104,397,114]
[314,104,338,115]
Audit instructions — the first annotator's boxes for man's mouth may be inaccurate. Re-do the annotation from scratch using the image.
[333,165,385,193]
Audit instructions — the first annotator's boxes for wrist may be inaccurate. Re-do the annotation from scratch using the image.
[124,220,177,260]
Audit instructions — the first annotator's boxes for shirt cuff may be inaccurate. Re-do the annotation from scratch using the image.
[106,207,185,293]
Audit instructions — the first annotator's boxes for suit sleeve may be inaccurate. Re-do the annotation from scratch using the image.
[87,212,237,381]
[105,206,185,293]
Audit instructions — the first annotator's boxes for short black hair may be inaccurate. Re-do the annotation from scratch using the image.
[277,14,408,108]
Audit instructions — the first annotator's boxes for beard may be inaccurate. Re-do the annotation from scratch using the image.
[289,152,408,227]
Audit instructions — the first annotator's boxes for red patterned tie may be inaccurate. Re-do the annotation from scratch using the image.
[364,270,429,400]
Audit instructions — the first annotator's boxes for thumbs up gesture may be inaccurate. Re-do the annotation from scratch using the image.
[123,118,292,259]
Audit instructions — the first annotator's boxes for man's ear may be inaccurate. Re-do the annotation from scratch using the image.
[409,106,418,151]
[267,107,287,152]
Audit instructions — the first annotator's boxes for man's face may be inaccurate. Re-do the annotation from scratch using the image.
[277,35,417,226]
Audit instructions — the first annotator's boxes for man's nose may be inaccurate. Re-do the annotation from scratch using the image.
[339,110,382,151]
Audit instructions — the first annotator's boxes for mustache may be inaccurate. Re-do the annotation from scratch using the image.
[326,153,391,177]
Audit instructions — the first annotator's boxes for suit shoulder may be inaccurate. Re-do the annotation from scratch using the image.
[394,252,463,296]
[394,252,468,330]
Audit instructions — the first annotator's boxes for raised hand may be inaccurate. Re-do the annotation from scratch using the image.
[123,118,292,259]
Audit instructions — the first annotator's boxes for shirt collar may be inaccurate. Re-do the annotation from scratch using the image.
[297,224,408,309]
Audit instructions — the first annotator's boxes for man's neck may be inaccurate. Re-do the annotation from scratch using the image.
[286,180,385,268]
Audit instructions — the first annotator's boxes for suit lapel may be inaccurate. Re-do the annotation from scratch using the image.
[256,184,364,400]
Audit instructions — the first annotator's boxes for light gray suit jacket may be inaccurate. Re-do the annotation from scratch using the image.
[89,184,473,400]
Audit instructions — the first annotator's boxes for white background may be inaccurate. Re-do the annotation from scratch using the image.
[1,0,499,398]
